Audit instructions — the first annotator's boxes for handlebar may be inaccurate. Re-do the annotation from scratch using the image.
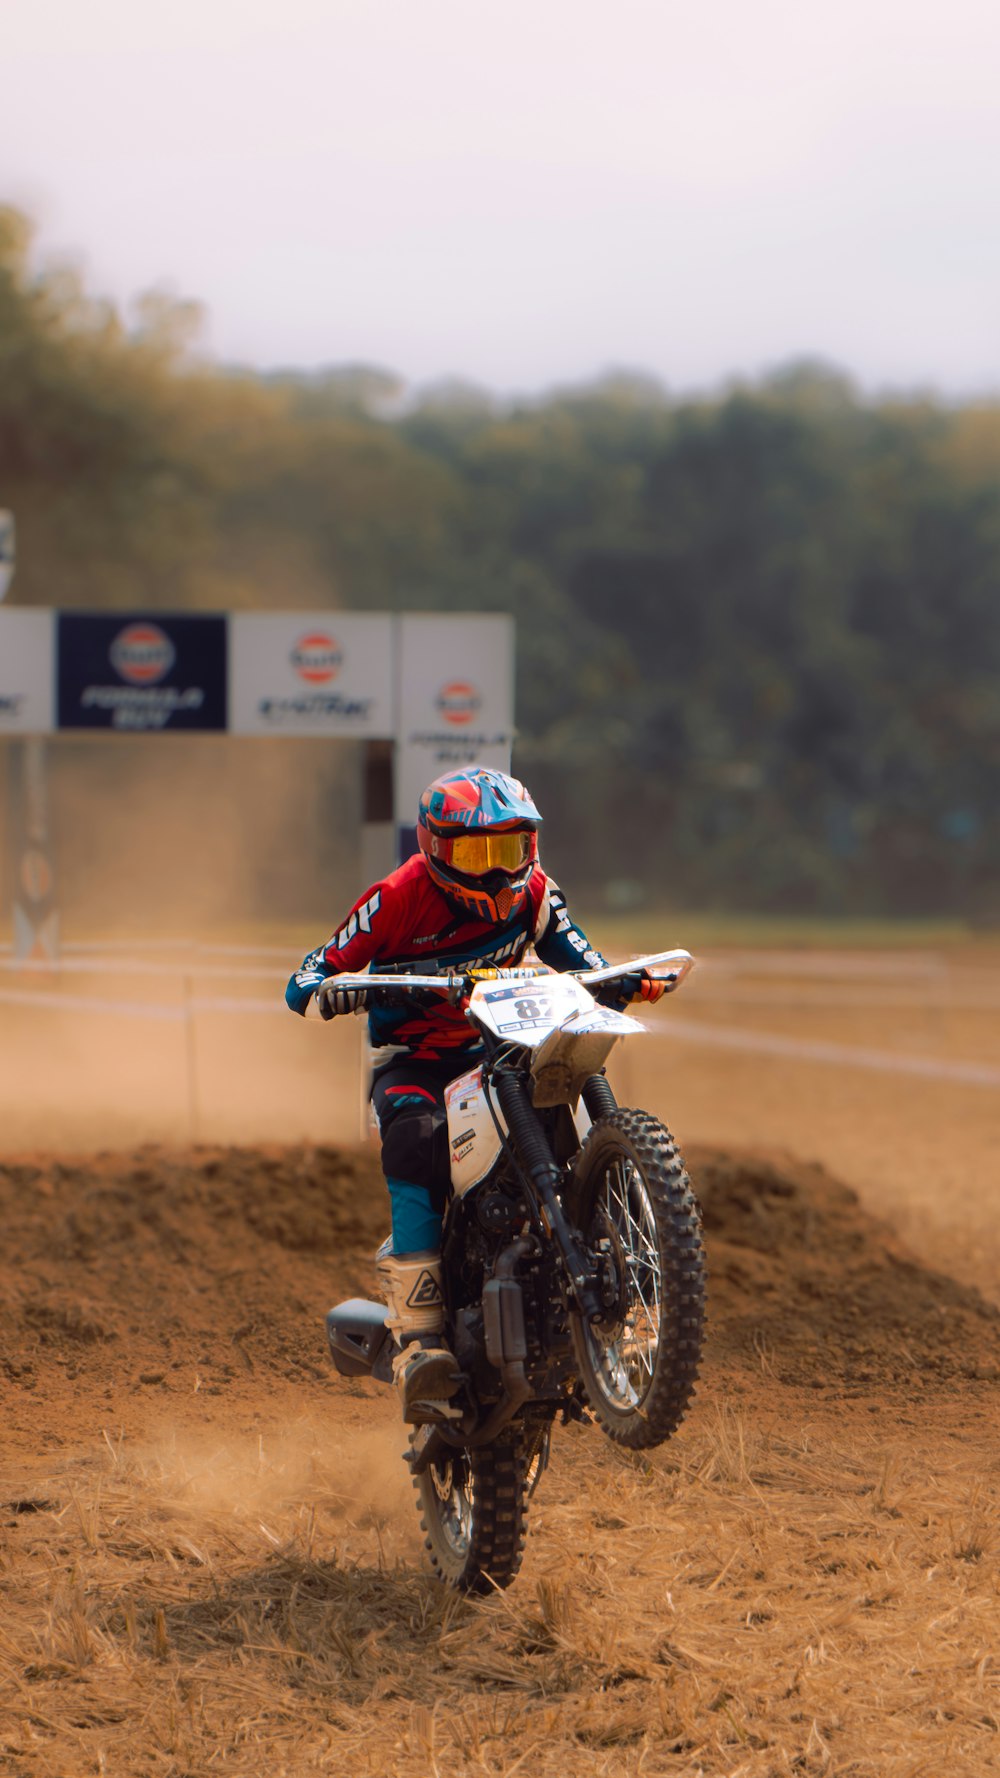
[316,949,694,1004]
[577,948,694,989]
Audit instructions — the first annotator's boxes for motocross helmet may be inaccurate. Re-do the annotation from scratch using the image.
[417,766,541,923]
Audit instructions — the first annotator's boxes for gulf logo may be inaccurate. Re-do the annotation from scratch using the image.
[437,681,481,726]
[109,623,176,686]
[291,632,343,684]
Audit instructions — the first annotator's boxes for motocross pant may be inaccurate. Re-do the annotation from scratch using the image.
[371,1053,477,1255]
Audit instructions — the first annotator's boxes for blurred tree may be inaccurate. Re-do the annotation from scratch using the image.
[3,205,999,916]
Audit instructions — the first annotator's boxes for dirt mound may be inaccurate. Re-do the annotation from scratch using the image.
[690,1144,1000,1388]
[2,1140,999,1778]
[0,1144,389,1427]
[1,1140,996,1425]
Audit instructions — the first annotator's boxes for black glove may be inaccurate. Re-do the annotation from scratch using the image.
[411,984,449,1007]
[596,973,639,1009]
[596,970,667,1009]
[315,978,368,1020]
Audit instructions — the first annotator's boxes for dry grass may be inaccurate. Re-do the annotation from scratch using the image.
[2,1390,998,1778]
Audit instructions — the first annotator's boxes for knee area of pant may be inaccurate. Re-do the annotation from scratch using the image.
[380,1108,448,1196]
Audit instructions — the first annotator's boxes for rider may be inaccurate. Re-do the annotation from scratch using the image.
[285,764,666,1424]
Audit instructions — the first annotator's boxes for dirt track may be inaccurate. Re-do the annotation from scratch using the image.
[2,1137,999,1777]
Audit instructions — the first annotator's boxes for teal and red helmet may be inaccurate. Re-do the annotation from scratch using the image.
[417,766,541,922]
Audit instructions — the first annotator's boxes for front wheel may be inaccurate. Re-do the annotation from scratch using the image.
[568,1109,705,1449]
[412,1434,528,1593]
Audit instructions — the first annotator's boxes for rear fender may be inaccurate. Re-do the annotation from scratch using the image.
[326,1298,393,1383]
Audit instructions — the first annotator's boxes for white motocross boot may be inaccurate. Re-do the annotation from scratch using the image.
[374,1246,461,1424]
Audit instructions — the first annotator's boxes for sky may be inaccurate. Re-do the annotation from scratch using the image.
[2,0,999,396]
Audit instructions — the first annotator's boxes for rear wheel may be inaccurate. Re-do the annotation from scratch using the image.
[569,1109,705,1449]
[412,1434,528,1593]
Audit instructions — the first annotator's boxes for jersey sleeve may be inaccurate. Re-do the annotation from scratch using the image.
[284,881,392,1015]
[533,876,608,974]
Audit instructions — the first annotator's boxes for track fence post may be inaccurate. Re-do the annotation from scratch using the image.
[182,972,200,1140]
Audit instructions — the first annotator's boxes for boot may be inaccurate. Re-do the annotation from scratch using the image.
[391,1339,462,1423]
[375,1247,461,1424]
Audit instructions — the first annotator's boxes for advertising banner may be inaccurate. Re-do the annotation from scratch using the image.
[57,614,228,731]
[228,613,393,737]
[0,609,55,734]
[395,613,515,849]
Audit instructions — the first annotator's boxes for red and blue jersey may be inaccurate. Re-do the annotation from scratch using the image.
[285,853,607,1063]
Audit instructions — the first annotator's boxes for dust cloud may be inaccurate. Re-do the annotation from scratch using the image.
[48,733,363,935]
[128,1417,416,1550]
[1,733,374,1151]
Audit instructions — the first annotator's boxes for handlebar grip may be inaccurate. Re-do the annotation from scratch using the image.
[365,982,450,1010]
[377,960,445,978]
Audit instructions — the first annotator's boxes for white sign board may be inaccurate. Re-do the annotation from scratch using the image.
[395,613,515,824]
[0,609,55,733]
[0,510,14,603]
[228,612,394,736]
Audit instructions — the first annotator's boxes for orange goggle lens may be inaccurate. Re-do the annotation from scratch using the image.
[443,831,535,875]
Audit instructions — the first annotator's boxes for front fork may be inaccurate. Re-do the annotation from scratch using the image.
[489,1066,609,1325]
[582,1072,618,1120]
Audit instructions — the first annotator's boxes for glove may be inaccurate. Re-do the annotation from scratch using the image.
[634,971,668,1005]
[603,970,668,1008]
[315,978,368,1020]
[410,985,448,1008]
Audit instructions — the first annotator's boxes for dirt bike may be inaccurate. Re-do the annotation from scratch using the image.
[325,950,706,1593]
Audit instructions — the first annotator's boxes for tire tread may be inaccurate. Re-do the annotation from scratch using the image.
[412,1435,529,1594]
[570,1108,706,1450]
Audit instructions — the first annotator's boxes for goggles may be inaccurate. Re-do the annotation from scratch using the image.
[437,830,536,877]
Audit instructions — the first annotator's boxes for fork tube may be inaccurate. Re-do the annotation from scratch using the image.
[489,1068,603,1323]
[583,1073,618,1119]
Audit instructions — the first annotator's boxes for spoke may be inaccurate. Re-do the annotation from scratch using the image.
[622,1174,647,1248]
[627,1266,659,1329]
[606,1171,636,1251]
[625,1329,655,1380]
[620,1285,654,1355]
[618,1329,650,1380]
[628,1261,661,1317]
[613,1168,652,1255]
[610,1169,662,1312]
[587,1150,667,1411]
[608,1197,643,1279]
[624,1239,661,1283]
[611,1161,637,1222]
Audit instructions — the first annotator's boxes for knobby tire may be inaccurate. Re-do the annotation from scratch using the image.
[568,1108,706,1449]
[412,1433,528,1594]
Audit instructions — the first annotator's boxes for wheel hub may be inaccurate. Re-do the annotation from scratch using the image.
[591,1227,628,1340]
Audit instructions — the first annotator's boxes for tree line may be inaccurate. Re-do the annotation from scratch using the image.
[2,205,998,918]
